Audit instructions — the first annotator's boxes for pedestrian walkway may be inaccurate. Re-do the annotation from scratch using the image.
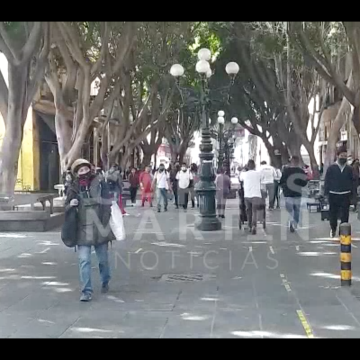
[1,198,360,338]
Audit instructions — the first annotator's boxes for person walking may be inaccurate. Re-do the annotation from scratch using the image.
[351,159,360,211]
[215,167,231,218]
[152,163,171,212]
[280,155,308,233]
[128,167,139,206]
[62,169,73,197]
[240,160,263,235]
[260,161,277,210]
[274,166,282,209]
[189,163,199,208]
[106,164,128,216]
[169,162,180,209]
[324,147,355,238]
[65,158,113,302]
[139,166,153,207]
[176,163,193,211]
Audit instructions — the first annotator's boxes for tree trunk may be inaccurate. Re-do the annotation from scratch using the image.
[287,138,303,164]
[141,152,152,168]
[324,98,352,173]
[0,65,28,195]
[55,109,72,171]
[0,120,23,195]
[248,134,257,164]
[324,75,354,175]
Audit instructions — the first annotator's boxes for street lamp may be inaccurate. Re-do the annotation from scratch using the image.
[170,48,239,231]
[214,113,238,173]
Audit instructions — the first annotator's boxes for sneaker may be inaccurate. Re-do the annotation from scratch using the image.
[164,207,168,212]
[330,229,336,238]
[101,283,109,294]
[157,208,161,213]
[80,293,92,302]
[251,226,257,235]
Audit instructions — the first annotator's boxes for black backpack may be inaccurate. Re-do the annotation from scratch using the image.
[61,206,78,247]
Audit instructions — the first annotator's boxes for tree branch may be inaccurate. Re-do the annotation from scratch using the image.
[0,22,18,63]
[0,69,8,123]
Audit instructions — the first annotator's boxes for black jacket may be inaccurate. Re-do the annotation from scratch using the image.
[324,163,355,196]
[65,175,114,246]
[280,166,308,197]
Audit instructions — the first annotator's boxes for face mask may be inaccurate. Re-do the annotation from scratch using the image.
[182,167,186,171]
[339,158,347,165]
[79,172,90,180]
[159,168,164,172]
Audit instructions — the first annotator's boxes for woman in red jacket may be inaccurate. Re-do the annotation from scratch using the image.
[139,166,153,207]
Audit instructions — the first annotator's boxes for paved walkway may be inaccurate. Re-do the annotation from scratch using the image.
[2,198,360,338]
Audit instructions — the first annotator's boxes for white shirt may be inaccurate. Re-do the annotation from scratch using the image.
[240,170,263,198]
[261,165,277,184]
[155,171,169,189]
[176,170,193,189]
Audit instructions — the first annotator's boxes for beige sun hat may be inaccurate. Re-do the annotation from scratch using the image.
[71,158,91,174]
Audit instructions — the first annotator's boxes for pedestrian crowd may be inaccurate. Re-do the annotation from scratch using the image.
[60,147,360,302]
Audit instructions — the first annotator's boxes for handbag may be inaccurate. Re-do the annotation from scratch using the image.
[109,202,126,241]
[61,207,78,247]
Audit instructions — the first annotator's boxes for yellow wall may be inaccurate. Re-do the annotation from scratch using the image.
[0,108,39,191]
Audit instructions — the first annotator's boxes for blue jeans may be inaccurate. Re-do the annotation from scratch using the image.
[156,188,168,210]
[78,243,110,295]
[285,197,301,227]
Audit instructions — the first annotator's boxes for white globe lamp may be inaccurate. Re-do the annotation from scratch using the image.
[218,116,225,125]
[225,62,240,76]
[170,64,185,77]
[198,48,211,61]
[196,60,211,74]
[218,110,225,117]
[231,117,238,124]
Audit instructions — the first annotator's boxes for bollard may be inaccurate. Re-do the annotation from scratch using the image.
[340,223,351,286]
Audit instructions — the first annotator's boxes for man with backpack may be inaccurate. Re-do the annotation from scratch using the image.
[64,158,114,302]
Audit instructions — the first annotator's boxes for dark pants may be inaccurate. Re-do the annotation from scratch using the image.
[329,193,351,232]
[130,187,138,203]
[265,183,275,209]
[179,188,189,209]
[172,182,179,207]
[245,197,262,228]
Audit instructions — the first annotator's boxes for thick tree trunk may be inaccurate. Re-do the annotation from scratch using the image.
[142,152,152,168]
[0,65,28,195]
[324,98,352,174]
[55,109,72,171]
[0,120,23,195]
[248,134,257,164]
[287,136,303,164]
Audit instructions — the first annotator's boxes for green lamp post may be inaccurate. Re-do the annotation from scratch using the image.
[170,49,239,231]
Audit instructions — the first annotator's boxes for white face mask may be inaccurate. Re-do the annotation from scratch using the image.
[181,167,186,171]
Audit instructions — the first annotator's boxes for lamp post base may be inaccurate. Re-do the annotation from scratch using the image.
[195,177,221,231]
[195,214,222,231]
